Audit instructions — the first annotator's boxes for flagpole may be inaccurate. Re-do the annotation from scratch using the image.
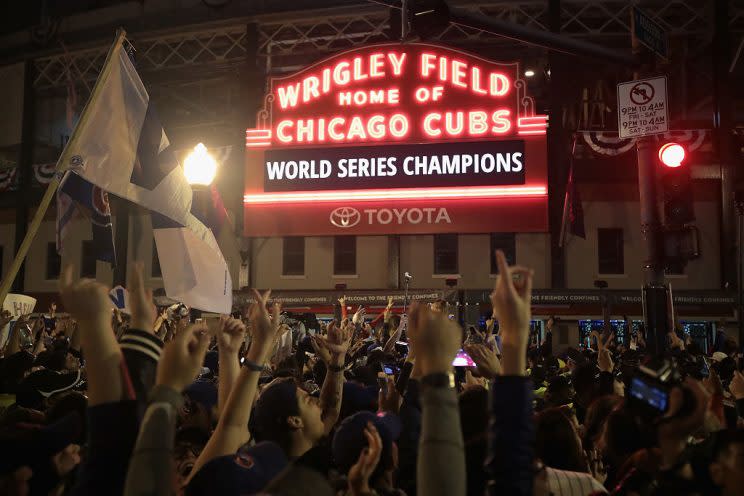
[0,28,127,305]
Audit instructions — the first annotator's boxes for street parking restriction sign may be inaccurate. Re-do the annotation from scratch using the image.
[617,76,668,139]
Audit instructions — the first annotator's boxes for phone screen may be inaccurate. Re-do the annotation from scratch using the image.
[629,377,668,412]
[452,349,476,367]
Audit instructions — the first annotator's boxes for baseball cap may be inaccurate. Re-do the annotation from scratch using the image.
[252,378,300,443]
[185,441,288,496]
[184,380,218,412]
[332,411,401,476]
[0,411,82,474]
[712,351,728,363]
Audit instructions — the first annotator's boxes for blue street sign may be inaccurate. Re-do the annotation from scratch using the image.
[633,7,668,60]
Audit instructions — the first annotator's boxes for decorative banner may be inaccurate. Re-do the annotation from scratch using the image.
[244,43,548,236]
[0,166,18,192]
[578,129,709,157]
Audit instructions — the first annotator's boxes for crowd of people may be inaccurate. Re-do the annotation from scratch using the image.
[0,251,743,496]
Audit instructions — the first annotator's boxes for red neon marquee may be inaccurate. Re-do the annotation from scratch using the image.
[246,43,547,148]
[243,43,549,236]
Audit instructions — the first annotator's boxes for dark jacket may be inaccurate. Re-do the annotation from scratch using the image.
[486,376,534,496]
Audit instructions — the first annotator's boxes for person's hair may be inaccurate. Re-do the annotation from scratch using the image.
[252,378,300,455]
[723,337,738,357]
[712,429,744,460]
[274,356,300,379]
[535,407,586,473]
[603,405,654,466]
[458,386,489,443]
[582,395,622,451]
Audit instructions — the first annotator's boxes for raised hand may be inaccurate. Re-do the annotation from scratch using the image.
[730,370,744,400]
[407,302,461,376]
[310,334,333,364]
[352,305,366,325]
[347,423,383,496]
[216,317,246,355]
[247,289,282,363]
[59,265,112,324]
[128,261,156,332]
[319,319,352,366]
[378,375,402,414]
[464,343,501,379]
[156,323,210,392]
[489,250,534,375]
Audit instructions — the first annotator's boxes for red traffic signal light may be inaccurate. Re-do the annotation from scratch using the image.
[658,142,686,168]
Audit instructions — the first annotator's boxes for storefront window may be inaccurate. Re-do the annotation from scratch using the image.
[333,236,356,275]
[283,237,305,276]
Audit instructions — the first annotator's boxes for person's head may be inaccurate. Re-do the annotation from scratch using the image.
[332,411,401,488]
[458,386,489,444]
[599,404,654,466]
[582,395,622,452]
[185,442,288,496]
[535,407,586,473]
[253,377,324,457]
[430,299,447,314]
[709,430,744,496]
[723,338,739,357]
[545,375,575,408]
[181,381,218,432]
[547,316,555,330]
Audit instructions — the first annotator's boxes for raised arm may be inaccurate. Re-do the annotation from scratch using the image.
[124,324,209,496]
[486,250,535,496]
[407,302,465,496]
[60,265,125,405]
[214,316,244,415]
[317,319,352,434]
[187,290,282,482]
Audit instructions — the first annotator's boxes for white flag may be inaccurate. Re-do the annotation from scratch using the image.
[63,36,232,313]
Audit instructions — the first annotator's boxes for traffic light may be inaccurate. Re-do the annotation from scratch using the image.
[658,142,694,226]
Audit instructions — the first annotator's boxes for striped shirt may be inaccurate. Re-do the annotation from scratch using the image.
[541,467,608,496]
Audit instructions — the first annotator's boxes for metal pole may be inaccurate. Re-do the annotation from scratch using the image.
[401,0,409,40]
[11,60,36,292]
[630,5,667,355]
[713,0,737,290]
[736,196,744,347]
[447,6,636,66]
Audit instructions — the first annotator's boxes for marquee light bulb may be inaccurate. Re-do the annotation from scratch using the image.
[184,143,218,186]
[524,69,535,77]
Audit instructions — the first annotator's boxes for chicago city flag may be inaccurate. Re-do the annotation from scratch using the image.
[59,34,232,313]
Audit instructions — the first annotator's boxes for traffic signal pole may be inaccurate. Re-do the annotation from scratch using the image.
[631,12,668,355]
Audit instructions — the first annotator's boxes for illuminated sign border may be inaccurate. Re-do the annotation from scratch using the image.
[244,43,548,206]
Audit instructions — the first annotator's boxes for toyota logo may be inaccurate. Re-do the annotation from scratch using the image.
[330,207,361,228]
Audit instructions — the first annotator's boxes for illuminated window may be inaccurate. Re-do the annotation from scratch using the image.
[434,234,458,274]
[152,239,162,278]
[80,240,96,278]
[490,233,516,274]
[46,242,61,280]
[283,237,305,276]
[597,228,624,274]
[334,236,356,275]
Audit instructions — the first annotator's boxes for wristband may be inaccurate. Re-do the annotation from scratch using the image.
[242,358,266,372]
[328,363,344,373]
[420,372,454,389]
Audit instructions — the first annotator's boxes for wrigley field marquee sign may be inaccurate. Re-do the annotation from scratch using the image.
[243,43,548,236]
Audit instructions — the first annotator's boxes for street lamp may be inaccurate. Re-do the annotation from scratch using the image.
[183,143,218,186]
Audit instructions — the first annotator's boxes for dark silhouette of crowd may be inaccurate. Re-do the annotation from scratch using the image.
[1,252,743,496]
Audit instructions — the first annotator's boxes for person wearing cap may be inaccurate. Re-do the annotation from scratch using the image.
[123,320,211,496]
[185,289,349,485]
[251,318,352,459]
[333,410,404,495]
